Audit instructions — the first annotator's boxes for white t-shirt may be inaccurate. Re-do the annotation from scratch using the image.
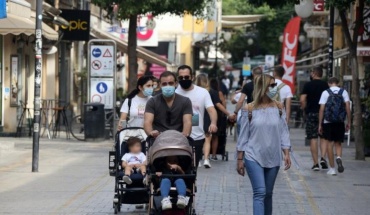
[176,85,214,140]
[275,79,293,103]
[319,86,350,123]
[233,92,245,121]
[121,152,146,164]
[120,95,151,127]
[222,78,230,90]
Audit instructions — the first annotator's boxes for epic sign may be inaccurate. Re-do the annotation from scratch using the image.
[60,9,90,41]
[281,17,301,94]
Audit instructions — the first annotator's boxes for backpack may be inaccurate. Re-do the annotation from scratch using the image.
[126,98,132,121]
[324,89,346,122]
[247,100,283,122]
[272,82,286,102]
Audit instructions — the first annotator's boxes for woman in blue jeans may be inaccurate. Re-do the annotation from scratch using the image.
[236,74,291,215]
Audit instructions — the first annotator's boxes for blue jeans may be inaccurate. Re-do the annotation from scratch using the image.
[244,159,280,215]
[160,178,186,198]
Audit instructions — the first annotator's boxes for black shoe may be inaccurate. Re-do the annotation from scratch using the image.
[311,164,320,171]
[320,158,328,170]
[336,158,344,173]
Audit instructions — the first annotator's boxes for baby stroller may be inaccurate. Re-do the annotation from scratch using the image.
[147,130,197,215]
[108,127,149,214]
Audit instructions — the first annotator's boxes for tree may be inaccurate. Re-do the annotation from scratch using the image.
[269,0,369,160]
[92,0,213,92]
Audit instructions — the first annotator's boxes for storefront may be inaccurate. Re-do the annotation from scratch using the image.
[0,0,59,134]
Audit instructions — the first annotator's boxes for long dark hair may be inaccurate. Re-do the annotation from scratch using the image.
[127,75,153,99]
[209,78,220,91]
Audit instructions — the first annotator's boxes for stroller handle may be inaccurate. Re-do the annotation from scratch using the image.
[151,173,197,179]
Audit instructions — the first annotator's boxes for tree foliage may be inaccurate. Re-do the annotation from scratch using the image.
[91,0,213,92]
[221,0,294,63]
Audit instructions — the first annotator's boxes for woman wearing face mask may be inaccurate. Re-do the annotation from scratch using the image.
[118,75,154,129]
[236,74,291,215]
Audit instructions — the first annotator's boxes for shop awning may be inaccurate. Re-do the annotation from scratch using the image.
[91,28,174,69]
[0,13,59,40]
[222,15,265,28]
[0,14,35,35]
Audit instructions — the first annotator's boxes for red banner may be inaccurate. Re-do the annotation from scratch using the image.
[281,17,301,94]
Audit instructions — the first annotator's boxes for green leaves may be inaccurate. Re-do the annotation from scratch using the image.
[92,0,214,20]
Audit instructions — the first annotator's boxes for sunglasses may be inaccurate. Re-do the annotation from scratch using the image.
[269,83,277,88]
[178,75,191,81]
[166,111,172,125]
[161,81,175,86]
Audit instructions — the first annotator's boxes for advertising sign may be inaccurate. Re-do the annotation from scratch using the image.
[281,17,301,94]
[314,0,325,12]
[60,9,90,41]
[90,45,114,77]
[90,78,114,109]
[264,55,275,73]
[108,14,158,47]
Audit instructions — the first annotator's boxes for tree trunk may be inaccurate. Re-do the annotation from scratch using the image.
[339,3,366,160]
[127,15,138,93]
[349,50,366,160]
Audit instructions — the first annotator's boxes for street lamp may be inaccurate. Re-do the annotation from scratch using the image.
[247,38,254,45]
[294,0,314,18]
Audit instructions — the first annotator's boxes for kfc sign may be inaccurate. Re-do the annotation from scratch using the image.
[314,0,325,12]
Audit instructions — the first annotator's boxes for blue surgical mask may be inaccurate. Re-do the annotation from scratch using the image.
[267,86,278,99]
[143,87,153,97]
[161,86,175,98]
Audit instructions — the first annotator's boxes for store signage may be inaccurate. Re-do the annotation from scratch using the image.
[281,17,301,94]
[357,47,370,56]
[60,9,90,41]
[314,0,325,12]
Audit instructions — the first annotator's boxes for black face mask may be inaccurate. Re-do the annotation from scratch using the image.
[310,76,313,81]
[179,80,192,89]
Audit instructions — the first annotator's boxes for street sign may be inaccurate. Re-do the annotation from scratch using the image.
[242,64,251,76]
[90,45,114,77]
[90,78,114,109]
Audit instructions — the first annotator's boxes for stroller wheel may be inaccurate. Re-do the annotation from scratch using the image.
[226,151,229,161]
[114,204,118,214]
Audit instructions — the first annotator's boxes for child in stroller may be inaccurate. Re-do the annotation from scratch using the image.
[156,156,187,210]
[121,136,147,185]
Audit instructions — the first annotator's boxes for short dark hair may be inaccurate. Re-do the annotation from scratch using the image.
[127,137,142,148]
[274,66,285,78]
[177,65,193,76]
[252,67,263,75]
[312,66,323,77]
[159,71,177,82]
[328,77,339,84]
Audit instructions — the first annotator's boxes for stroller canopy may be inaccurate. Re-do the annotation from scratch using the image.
[148,130,193,165]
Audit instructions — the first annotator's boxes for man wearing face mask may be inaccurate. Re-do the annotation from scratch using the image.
[300,67,329,171]
[144,71,193,138]
[175,65,219,167]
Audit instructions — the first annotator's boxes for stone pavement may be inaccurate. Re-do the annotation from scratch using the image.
[0,128,370,215]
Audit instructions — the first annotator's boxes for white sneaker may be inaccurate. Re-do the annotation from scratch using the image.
[198,161,202,168]
[161,197,172,210]
[176,195,187,209]
[327,168,337,176]
[203,159,211,168]
[122,175,132,184]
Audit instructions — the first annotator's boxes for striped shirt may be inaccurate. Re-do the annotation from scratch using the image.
[236,107,291,168]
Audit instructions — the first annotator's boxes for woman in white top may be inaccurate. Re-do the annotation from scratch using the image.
[118,75,154,129]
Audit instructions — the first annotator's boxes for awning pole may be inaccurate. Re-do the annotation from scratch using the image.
[32,0,43,172]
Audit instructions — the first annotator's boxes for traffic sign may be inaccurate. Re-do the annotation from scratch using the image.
[96,82,108,93]
[90,45,114,77]
[92,48,102,58]
[90,78,114,109]
[103,49,112,57]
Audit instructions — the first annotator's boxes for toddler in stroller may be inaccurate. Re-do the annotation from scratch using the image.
[157,156,187,210]
[121,136,147,185]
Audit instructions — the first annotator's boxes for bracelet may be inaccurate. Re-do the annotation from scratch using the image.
[234,111,238,115]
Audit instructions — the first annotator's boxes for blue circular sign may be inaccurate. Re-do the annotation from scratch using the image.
[96,82,108,94]
[92,48,102,58]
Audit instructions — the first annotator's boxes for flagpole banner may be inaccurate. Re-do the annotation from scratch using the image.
[0,0,6,19]
[281,16,301,94]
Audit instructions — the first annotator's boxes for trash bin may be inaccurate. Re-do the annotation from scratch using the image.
[84,103,105,141]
